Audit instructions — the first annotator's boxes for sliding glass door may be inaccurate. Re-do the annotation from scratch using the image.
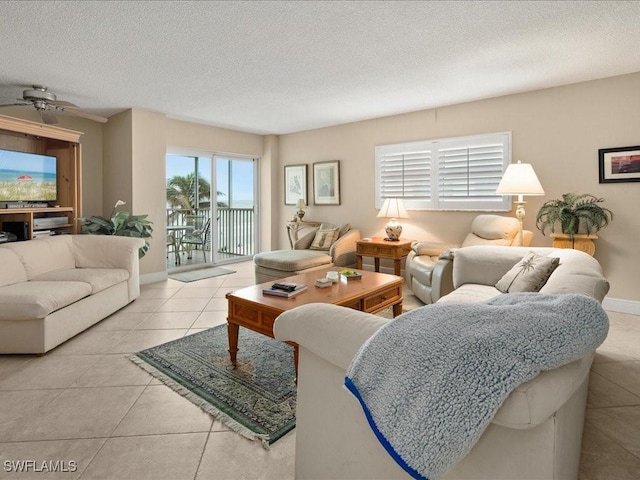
[166,153,258,269]
[213,155,258,264]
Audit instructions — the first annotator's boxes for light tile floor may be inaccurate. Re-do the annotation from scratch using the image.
[0,261,638,479]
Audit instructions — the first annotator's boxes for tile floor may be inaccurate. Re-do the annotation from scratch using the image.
[0,260,638,479]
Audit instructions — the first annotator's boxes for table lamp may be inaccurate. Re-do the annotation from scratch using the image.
[296,199,307,220]
[495,161,545,246]
[377,198,408,241]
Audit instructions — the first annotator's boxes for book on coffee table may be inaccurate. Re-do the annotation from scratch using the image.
[263,282,308,298]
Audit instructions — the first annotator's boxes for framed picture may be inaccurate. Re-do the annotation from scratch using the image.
[313,160,341,205]
[599,146,640,183]
[284,164,307,205]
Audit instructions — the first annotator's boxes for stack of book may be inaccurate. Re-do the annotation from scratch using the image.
[263,282,308,298]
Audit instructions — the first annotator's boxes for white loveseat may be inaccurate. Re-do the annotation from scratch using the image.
[0,234,144,354]
[274,246,609,480]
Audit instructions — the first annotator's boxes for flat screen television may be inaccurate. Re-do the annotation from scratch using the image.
[0,148,57,203]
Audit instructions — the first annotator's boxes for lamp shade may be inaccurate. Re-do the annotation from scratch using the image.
[376,198,408,219]
[496,161,545,196]
[295,199,307,209]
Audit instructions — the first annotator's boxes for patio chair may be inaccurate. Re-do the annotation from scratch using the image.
[166,232,181,265]
[181,217,211,261]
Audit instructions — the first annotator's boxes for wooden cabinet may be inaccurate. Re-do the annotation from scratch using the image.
[0,115,82,238]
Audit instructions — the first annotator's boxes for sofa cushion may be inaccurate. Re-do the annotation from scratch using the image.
[309,226,340,251]
[495,252,560,293]
[254,249,332,272]
[0,247,28,287]
[0,281,92,321]
[32,268,130,294]
[437,284,501,304]
[2,236,76,279]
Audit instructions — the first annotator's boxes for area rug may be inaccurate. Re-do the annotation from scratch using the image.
[129,324,296,446]
[169,266,236,282]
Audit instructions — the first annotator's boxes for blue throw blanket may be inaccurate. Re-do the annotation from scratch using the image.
[345,293,609,480]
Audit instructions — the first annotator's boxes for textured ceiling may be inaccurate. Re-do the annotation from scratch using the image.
[1,1,640,135]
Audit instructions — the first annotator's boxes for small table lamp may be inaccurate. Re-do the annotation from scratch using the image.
[295,199,307,220]
[496,161,545,246]
[377,198,408,241]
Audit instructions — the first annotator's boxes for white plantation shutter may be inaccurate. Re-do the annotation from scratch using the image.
[376,142,432,209]
[376,132,511,211]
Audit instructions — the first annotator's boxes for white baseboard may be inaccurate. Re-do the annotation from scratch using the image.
[140,271,168,285]
[602,297,640,316]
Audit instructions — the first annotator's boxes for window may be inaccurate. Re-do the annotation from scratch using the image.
[375,132,511,211]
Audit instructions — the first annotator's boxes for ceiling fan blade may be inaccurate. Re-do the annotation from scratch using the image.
[49,99,79,108]
[40,110,59,125]
[59,106,108,123]
[0,102,29,108]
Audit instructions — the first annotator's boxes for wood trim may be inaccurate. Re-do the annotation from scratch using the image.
[0,114,82,143]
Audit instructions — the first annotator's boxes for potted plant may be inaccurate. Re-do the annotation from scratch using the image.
[78,200,153,258]
[535,193,613,238]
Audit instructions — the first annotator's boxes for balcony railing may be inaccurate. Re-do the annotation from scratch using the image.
[166,207,255,258]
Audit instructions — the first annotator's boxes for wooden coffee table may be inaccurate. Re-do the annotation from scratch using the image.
[226,267,403,374]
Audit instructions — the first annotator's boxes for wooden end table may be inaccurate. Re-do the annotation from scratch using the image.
[226,267,403,376]
[356,237,414,276]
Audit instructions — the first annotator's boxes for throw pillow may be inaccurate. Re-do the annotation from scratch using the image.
[309,226,340,251]
[495,252,560,293]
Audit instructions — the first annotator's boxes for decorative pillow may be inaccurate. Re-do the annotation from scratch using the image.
[309,227,341,251]
[495,252,560,293]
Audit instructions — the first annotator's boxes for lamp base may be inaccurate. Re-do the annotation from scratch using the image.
[296,209,305,220]
[384,219,402,241]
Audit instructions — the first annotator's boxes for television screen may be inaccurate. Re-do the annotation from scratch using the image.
[0,149,57,202]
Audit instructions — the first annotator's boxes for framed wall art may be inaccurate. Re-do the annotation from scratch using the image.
[284,164,307,205]
[313,160,340,205]
[599,145,640,183]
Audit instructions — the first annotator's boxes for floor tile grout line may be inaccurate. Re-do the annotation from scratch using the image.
[586,418,640,462]
[589,369,640,402]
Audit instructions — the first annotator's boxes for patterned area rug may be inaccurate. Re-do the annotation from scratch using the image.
[168,266,236,282]
[130,325,296,446]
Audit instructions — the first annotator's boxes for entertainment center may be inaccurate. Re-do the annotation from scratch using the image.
[0,114,82,239]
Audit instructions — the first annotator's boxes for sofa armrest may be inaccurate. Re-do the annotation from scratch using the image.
[411,241,457,256]
[71,235,144,273]
[274,303,387,370]
[330,228,361,267]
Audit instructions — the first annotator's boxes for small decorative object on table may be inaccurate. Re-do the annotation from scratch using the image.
[315,277,332,288]
[340,269,362,279]
[263,282,308,298]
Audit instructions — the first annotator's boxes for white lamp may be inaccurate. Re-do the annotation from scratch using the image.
[495,161,545,246]
[377,198,408,241]
[295,199,307,220]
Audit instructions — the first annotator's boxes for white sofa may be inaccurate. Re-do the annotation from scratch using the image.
[406,214,533,305]
[274,246,610,480]
[0,234,144,354]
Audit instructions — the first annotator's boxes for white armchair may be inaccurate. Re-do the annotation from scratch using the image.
[406,215,532,304]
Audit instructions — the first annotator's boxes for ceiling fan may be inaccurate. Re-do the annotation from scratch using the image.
[0,85,108,124]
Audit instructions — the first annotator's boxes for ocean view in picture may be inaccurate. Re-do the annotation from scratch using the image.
[0,149,57,202]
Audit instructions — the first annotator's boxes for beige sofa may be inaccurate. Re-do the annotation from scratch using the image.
[406,214,533,305]
[0,234,144,354]
[274,245,609,480]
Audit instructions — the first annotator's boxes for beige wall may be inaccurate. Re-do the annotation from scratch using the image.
[277,72,640,302]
